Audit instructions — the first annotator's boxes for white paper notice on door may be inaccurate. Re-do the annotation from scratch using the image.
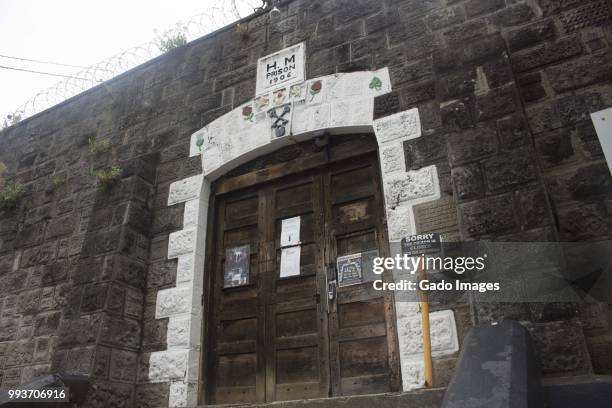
[280,246,301,278]
[280,216,301,247]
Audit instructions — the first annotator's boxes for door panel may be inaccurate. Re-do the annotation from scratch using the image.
[324,157,399,397]
[210,192,264,404]
[206,144,399,404]
[266,176,329,402]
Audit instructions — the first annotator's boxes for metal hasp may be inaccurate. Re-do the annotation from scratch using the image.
[441,320,543,408]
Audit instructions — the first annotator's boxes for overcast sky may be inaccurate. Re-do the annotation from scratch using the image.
[0,0,257,122]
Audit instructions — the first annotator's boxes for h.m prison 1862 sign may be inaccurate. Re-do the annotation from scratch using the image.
[256,42,305,95]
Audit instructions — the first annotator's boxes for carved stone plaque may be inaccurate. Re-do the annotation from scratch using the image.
[256,42,305,96]
[414,196,459,237]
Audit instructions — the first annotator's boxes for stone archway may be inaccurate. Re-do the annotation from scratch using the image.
[150,68,458,407]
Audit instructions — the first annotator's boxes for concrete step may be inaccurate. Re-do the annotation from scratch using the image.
[543,376,612,408]
[196,388,446,408]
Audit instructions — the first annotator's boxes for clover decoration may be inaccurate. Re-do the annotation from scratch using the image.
[196,134,205,151]
[369,76,382,91]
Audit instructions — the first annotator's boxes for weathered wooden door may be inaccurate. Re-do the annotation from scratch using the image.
[203,136,400,405]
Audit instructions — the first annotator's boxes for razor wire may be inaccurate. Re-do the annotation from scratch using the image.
[2,0,263,128]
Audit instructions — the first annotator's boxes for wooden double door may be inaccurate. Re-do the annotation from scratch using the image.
[203,136,400,404]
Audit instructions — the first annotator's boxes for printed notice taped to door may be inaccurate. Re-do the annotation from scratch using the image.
[224,245,250,288]
[337,253,363,287]
[361,250,380,283]
[280,246,301,278]
[280,216,301,247]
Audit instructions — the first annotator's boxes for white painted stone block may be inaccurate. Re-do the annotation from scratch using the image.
[384,167,436,206]
[343,72,370,98]
[366,68,392,97]
[351,98,374,126]
[401,358,425,391]
[182,200,202,229]
[397,310,459,357]
[324,74,343,101]
[380,141,405,174]
[306,79,325,104]
[168,381,198,407]
[330,101,351,127]
[186,349,201,382]
[225,105,250,136]
[189,129,207,157]
[168,228,197,259]
[169,382,188,407]
[156,287,192,318]
[176,254,195,283]
[312,104,331,130]
[189,315,202,349]
[148,350,188,381]
[168,175,203,206]
[374,108,421,145]
[206,117,225,147]
[167,316,191,348]
[291,102,310,134]
[202,146,221,175]
[386,204,414,242]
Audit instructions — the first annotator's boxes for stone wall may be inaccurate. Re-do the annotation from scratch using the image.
[0,0,611,407]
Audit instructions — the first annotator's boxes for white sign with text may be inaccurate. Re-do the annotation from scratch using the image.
[256,42,305,95]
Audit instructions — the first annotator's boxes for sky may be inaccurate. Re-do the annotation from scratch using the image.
[0,0,258,122]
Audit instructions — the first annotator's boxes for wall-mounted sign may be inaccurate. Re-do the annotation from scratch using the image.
[224,245,250,288]
[280,246,301,278]
[401,233,442,257]
[269,103,292,138]
[591,107,612,175]
[337,253,363,287]
[256,42,305,96]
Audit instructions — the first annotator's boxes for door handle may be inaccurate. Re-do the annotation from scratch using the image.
[327,279,337,302]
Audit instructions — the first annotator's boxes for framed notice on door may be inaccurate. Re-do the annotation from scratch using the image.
[224,245,250,288]
[337,253,363,287]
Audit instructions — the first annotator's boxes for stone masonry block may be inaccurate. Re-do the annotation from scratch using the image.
[384,167,436,207]
[167,175,203,206]
[167,228,197,259]
[447,122,497,165]
[458,194,517,238]
[452,163,484,200]
[167,316,191,348]
[380,141,405,175]
[512,35,583,72]
[397,310,459,357]
[483,148,538,191]
[148,350,189,382]
[374,108,421,145]
[156,287,192,319]
[386,205,413,243]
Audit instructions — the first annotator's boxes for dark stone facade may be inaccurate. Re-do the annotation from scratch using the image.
[0,0,611,406]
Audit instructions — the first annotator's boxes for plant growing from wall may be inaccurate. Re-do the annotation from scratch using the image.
[84,136,123,189]
[88,137,111,155]
[0,161,25,210]
[52,174,66,190]
[154,24,188,53]
[0,182,25,210]
[95,164,122,188]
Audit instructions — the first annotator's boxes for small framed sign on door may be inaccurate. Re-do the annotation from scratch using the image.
[224,245,250,288]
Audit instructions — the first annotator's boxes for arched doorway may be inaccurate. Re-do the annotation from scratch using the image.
[201,134,401,404]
